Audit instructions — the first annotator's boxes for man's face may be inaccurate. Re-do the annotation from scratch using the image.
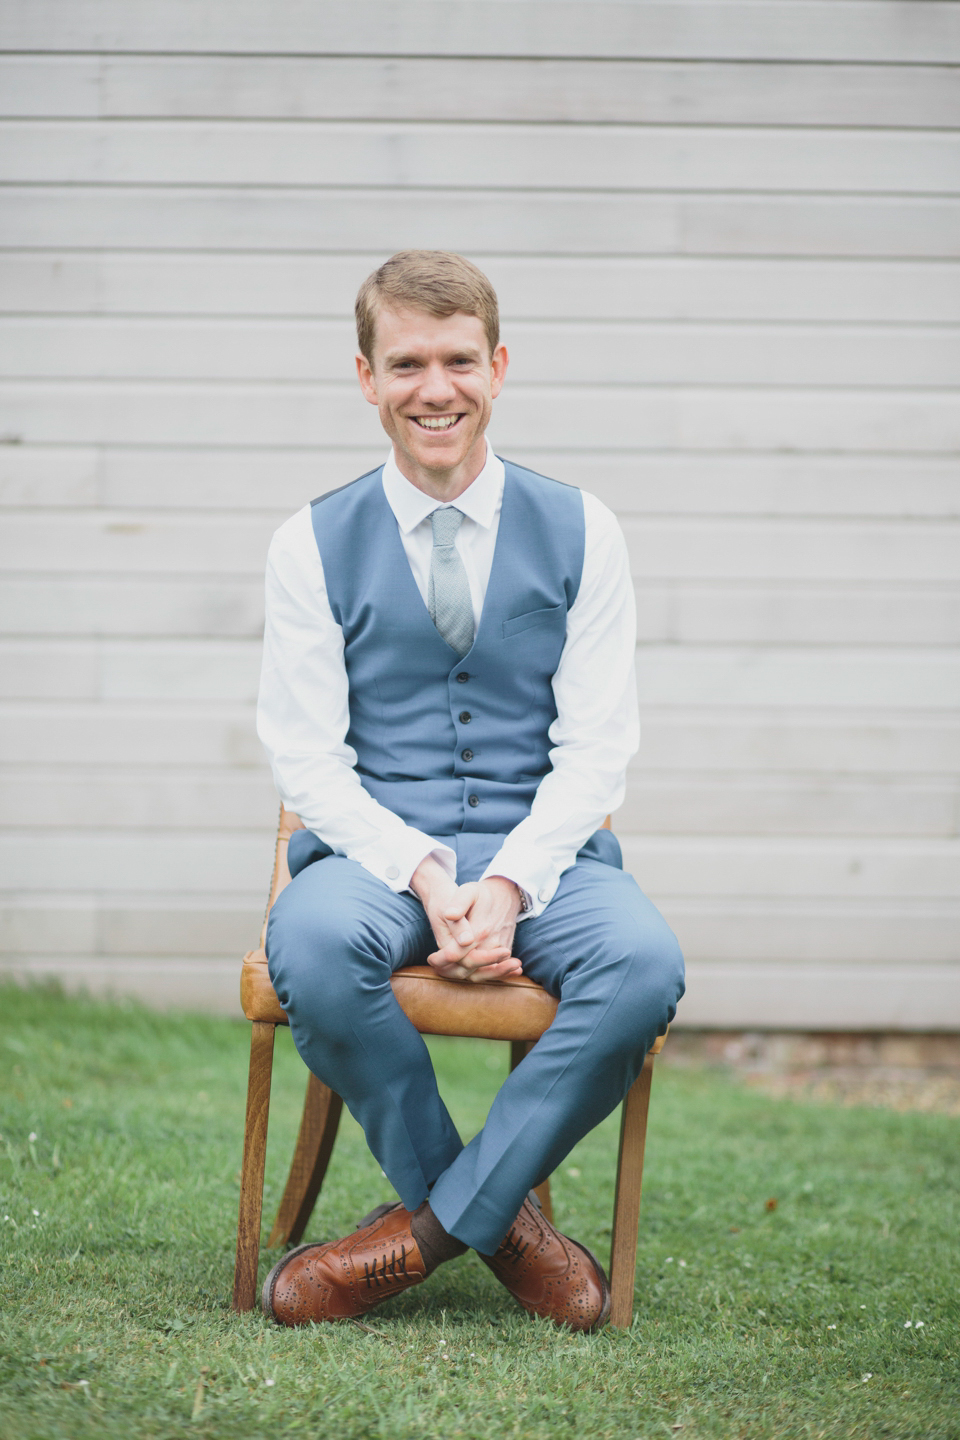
[356,305,508,494]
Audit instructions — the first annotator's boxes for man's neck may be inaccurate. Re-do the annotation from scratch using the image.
[391,440,488,502]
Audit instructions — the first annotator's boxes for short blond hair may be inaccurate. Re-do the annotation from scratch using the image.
[355,250,500,363]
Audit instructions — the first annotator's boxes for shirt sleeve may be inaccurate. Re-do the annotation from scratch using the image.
[480,491,639,917]
[256,506,457,892]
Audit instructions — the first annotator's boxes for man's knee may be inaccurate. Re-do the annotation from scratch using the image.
[582,904,685,1035]
[637,920,685,1028]
[266,870,390,1020]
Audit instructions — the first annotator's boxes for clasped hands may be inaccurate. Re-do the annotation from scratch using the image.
[410,854,523,984]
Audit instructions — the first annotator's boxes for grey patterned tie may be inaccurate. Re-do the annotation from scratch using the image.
[428,507,474,656]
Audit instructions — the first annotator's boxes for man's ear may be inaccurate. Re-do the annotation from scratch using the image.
[490,343,509,400]
[356,352,379,406]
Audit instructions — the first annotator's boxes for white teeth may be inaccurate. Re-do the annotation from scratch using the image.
[414,415,459,430]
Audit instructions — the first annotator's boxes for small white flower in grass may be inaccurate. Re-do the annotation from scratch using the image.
[264,1379,275,1387]
[827,1325,836,1330]
[439,1339,446,1346]
[916,1321,925,1328]
[32,1209,39,1217]
[28,1133,36,1143]
[904,1321,913,1328]
[862,1374,873,1383]
[566,1167,581,1178]
[665,1257,673,1264]
[678,1260,687,1268]
[861,1305,867,1310]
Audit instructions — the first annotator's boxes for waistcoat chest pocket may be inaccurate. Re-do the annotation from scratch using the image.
[502,602,564,640]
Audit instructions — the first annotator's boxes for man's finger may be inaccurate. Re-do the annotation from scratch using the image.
[462,957,523,982]
[467,960,523,983]
[440,883,480,946]
[435,917,474,950]
[427,943,513,971]
[430,907,474,953]
[428,954,522,983]
[442,882,479,920]
[429,938,472,965]
[428,932,509,966]
[463,947,514,969]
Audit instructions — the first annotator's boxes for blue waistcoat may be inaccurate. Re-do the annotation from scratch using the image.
[311,460,583,849]
[286,458,623,882]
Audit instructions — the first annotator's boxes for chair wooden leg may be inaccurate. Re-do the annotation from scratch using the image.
[232,1021,276,1313]
[509,1039,527,1072]
[532,1179,554,1223]
[608,1052,656,1328]
[267,1072,343,1248]
[510,1038,553,1223]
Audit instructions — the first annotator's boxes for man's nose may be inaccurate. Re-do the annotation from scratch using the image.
[417,361,457,406]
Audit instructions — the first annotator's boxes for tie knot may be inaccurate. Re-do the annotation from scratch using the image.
[430,507,464,547]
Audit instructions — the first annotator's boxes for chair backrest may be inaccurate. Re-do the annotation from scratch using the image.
[258,807,305,948]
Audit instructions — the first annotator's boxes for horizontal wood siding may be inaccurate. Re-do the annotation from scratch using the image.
[0,1,957,1024]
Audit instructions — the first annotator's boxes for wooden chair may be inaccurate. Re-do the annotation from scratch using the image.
[233,807,666,1327]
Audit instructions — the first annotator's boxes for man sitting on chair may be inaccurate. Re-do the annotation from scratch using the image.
[257,250,684,1332]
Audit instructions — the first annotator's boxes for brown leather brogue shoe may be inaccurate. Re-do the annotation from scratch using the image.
[262,1205,426,1325]
[479,1197,611,1332]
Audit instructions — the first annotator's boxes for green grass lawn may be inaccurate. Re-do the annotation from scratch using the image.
[0,983,957,1440]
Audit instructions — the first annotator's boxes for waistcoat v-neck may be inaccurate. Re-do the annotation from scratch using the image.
[310,460,585,840]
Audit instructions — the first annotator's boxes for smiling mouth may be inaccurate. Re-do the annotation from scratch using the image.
[412,415,462,431]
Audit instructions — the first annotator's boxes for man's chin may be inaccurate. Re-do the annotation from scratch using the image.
[389,423,488,491]
[406,425,468,460]
[405,436,474,474]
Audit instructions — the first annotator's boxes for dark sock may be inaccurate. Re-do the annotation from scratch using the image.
[411,1200,468,1275]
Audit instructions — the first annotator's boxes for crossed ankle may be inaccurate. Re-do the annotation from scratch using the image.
[410,1200,468,1275]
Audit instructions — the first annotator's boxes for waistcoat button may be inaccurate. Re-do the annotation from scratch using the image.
[456,671,469,683]
[468,794,479,807]
[461,748,473,762]
[459,711,471,723]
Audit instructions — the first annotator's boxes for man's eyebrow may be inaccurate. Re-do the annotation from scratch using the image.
[382,345,483,365]
[381,349,419,366]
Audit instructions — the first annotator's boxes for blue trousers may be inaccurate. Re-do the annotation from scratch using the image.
[266,849,684,1255]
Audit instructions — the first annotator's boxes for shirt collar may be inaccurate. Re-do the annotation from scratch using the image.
[382,440,504,535]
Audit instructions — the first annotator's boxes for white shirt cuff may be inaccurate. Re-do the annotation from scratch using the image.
[351,833,457,894]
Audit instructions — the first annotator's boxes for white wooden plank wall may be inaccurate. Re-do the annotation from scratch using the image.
[0,0,958,1026]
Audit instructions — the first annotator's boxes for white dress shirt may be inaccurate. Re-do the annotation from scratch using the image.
[257,440,639,918]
